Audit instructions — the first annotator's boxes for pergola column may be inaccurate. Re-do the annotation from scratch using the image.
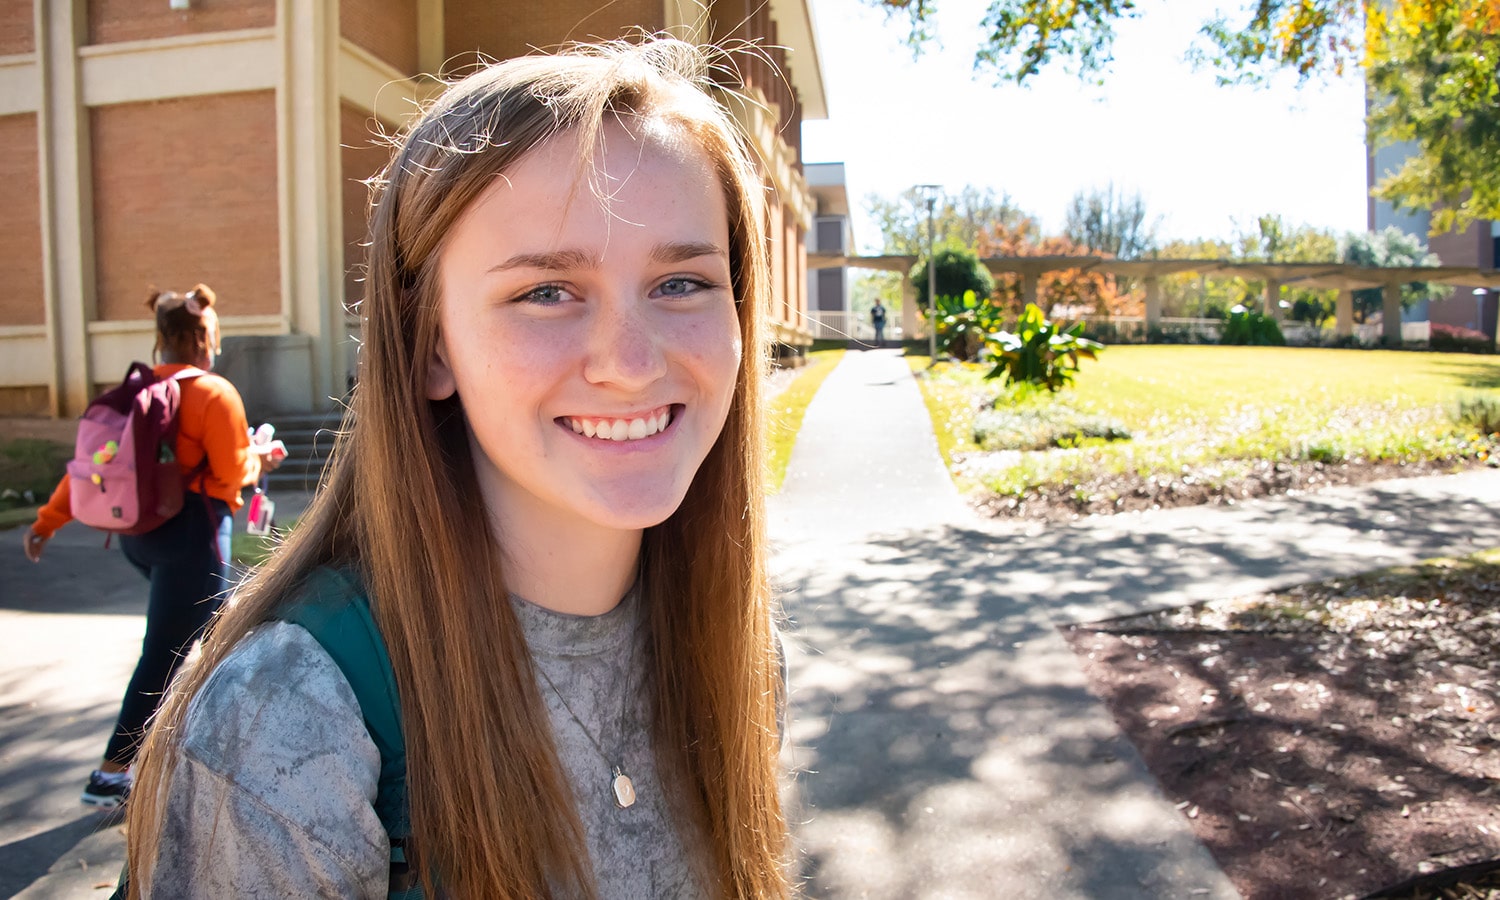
[1020,272,1039,309]
[1263,279,1282,320]
[1143,276,1162,331]
[1335,289,1354,338]
[1383,282,1402,344]
[901,279,920,339]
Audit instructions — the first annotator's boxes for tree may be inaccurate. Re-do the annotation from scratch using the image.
[865,185,1029,255]
[1341,227,1450,322]
[1231,214,1340,323]
[910,247,995,309]
[1063,183,1158,259]
[863,0,1500,233]
[977,218,1130,318]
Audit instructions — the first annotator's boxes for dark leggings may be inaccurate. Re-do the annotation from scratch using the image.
[105,493,233,767]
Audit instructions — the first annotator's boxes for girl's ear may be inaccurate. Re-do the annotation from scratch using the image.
[427,334,457,400]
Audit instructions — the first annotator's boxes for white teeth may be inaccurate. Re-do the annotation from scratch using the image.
[566,409,673,441]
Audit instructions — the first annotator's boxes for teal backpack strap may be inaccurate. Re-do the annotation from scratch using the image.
[279,567,423,899]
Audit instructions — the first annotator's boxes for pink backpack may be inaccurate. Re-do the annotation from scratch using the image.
[67,362,205,535]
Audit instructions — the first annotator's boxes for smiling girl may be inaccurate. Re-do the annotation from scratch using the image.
[122,39,789,899]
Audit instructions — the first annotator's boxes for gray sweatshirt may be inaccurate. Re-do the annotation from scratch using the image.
[145,589,707,898]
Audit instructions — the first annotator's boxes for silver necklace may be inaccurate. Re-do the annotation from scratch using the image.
[536,650,638,809]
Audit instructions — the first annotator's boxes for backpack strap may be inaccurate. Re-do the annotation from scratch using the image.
[278,567,423,899]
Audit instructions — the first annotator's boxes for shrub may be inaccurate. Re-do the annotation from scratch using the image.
[911,248,995,310]
[1456,393,1500,434]
[985,303,1104,391]
[973,404,1131,451]
[1430,322,1493,354]
[1221,309,1285,346]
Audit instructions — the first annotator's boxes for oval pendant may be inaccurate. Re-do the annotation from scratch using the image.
[612,770,636,809]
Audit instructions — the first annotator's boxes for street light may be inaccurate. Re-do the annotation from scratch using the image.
[1474,288,1488,334]
[915,184,941,363]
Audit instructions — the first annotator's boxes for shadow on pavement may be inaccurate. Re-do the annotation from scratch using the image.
[0,813,121,898]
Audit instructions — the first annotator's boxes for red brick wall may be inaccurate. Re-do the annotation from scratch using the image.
[0,0,33,55]
[0,114,44,327]
[341,0,419,76]
[88,0,274,45]
[443,0,663,73]
[91,92,280,321]
[340,102,394,309]
[1428,220,1492,269]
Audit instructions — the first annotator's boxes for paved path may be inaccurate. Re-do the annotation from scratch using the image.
[8,350,1500,897]
[769,348,1500,899]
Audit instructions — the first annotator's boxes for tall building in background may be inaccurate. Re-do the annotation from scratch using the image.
[0,0,824,418]
[1369,140,1496,336]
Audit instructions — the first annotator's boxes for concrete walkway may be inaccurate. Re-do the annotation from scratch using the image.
[769,348,1500,899]
[8,350,1500,897]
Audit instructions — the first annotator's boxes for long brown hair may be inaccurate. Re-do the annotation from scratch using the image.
[125,38,787,899]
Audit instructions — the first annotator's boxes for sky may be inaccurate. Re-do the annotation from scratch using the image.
[799,0,1373,253]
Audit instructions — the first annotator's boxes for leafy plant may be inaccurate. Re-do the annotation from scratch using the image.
[984,302,1104,391]
[1220,308,1285,346]
[933,290,1004,361]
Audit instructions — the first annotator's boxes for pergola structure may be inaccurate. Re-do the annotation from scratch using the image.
[811,251,1500,344]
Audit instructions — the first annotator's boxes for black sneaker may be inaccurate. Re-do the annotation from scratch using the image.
[81,770,130,809]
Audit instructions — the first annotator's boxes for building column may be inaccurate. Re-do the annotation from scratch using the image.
[1263,279,1282,319]
[1143,276,1162,331]
[417,0,444,75]
[902,279,920,339]
[1335,289,1354,338]
[37,0,95,415]
[279,0,344,410]
[1382,282,1402,344]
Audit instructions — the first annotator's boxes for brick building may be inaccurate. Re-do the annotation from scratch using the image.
[0,0,823,418]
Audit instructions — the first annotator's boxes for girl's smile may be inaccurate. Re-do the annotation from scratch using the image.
[560,404,677,442]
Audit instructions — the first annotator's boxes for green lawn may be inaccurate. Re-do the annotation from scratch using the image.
[766,349,845,492]
[914,345,1500,497]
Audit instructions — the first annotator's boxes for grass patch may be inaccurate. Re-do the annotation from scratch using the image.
[766,349,845,492]
[914,346,1500,497]
[232,518,298,567]
[0,438,70,509]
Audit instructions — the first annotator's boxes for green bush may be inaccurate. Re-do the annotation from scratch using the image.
[1456,393,1500,434]
[973,404,1131,451]
[1221,309,1285,346]
[911,248,995,310]
[984,303,1104,391]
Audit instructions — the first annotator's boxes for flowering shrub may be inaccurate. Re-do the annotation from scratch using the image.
[1430,322,1493,354]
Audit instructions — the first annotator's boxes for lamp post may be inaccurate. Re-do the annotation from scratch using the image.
[1474,288,1488,335]
[915,184,941,363]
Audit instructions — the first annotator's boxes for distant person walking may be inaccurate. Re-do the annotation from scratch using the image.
[871,299,888,347]
[21,284,278,809]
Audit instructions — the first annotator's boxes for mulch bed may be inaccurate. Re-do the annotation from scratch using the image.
[1063,562,1500,900]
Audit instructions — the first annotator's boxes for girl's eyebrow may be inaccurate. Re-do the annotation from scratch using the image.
[651,241,727,264]
[488,242,726,274]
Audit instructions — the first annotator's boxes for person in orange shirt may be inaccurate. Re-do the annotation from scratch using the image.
[21,284,279,809]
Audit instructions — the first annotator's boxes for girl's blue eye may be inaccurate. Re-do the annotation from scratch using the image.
[518,284,569,305]
[658,278,705,297]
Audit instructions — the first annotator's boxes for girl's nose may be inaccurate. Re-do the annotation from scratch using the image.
[582,297,668,390]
